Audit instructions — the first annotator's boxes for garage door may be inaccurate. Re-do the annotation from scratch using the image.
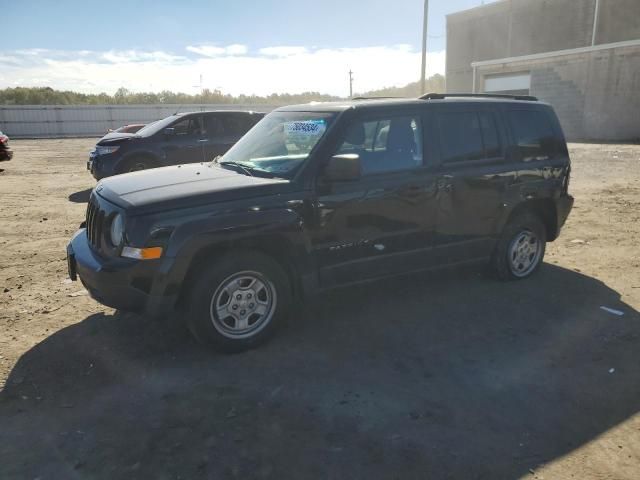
[483,73,531,96]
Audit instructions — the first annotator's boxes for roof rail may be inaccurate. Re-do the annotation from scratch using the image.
[351,96,404,101]
[419,92,538,101]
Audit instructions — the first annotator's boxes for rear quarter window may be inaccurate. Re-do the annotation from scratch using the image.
[507,109,557,162]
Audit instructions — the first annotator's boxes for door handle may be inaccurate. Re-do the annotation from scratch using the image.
[198,139,208,143]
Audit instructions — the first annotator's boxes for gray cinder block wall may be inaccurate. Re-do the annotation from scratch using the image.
[446,0,640,141]
[476,44,640,141]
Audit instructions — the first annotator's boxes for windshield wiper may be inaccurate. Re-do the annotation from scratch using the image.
[219,161,254,177]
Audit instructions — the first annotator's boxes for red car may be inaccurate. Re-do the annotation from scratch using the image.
[108,124,145,134]
[0,130,13,161]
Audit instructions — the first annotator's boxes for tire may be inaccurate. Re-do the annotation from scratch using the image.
[490,212,547,281]
[185,251,292,353]
[118,157,157,174]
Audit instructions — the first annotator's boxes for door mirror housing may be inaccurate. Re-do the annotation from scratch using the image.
[324,154,361,182]
[163,127,176,137]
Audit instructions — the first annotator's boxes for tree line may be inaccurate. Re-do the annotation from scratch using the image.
[0,74,444,105]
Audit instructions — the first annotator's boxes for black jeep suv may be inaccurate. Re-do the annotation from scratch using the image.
[67,94,574,352]
[88,110,264,180]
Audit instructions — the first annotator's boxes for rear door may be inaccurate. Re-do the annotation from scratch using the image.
[313,110,439,287]
[432,104,515,265]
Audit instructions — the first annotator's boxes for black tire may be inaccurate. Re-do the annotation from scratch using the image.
[118,157,157,174]
[185,251,292,353]
[490,212,547,281]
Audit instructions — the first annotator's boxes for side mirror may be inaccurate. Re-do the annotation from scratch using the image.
[164,127,176,137]
[324,154,361,182]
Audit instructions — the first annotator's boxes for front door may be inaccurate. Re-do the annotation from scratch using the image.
[313,112,438,287]
[162,114,205,165]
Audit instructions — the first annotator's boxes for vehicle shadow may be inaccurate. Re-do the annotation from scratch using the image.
[2,264,639,479]
[68,188,92,203]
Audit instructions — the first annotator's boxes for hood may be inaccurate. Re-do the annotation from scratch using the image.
[96,163,289,212]
[97,131,138,144]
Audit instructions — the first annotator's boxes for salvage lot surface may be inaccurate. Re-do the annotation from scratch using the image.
[1,139,639,479]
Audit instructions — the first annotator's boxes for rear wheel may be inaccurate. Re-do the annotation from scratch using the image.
[491,212,546,281]
[185,251,292,353]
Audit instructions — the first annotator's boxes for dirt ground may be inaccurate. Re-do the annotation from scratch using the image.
[1,139,639,479]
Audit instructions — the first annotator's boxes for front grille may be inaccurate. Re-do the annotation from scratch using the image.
[86,195,106,249]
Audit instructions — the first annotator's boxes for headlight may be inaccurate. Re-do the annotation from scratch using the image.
[96,145,120,155]
[110,213,125,246]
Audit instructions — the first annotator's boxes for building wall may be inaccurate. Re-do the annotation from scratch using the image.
[596,0,640,44]
[0,104,276,138]
[476,44,640,141]
[446,0,640,92]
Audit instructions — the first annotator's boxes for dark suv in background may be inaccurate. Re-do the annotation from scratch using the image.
[0,130,13,161]
[68,94,574,352]
[88,110,264,179]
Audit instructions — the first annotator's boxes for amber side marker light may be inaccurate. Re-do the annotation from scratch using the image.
[121,246,163,260]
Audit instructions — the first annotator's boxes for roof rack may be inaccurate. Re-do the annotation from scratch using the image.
[351,96,404,101]
[419,93,538,101]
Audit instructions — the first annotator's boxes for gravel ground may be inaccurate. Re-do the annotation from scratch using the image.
[1,139,639,479]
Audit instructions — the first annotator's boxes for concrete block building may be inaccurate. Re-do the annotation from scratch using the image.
[446,0,640,141]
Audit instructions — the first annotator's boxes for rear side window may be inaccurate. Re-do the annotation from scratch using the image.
[203,115,225,137]
[436,112,485,163]
[479,112,501,158]
[508,110,556,161]
[224,115,253,137]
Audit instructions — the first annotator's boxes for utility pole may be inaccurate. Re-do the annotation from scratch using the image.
[420,0,429,94]
[193,74,203,95]
[348,69,354,98]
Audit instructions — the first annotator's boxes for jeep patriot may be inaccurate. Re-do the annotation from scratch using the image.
[67,94,574,352]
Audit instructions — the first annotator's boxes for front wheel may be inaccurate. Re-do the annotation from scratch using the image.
[185,251,292,353]
[118,157,158,174]
[490,212,547,281]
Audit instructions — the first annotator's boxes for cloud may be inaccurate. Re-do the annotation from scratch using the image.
[186,44,248,57]
[259,46,308,57]
[0,45,445,97]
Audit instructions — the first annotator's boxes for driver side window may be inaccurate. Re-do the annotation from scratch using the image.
[336,115,423,175]
[172,116,202,137]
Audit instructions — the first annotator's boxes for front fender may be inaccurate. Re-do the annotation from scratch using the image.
[118,149,162,169]
[163,207,312,291]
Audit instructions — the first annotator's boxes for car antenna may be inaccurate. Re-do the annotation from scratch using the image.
[173,105,183,115]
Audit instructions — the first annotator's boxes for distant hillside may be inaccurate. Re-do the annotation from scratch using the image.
[357,74,445,98]
[0,75,445,106]
[0,87,341,106]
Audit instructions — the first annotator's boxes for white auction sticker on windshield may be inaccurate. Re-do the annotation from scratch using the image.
[284,120,326,136]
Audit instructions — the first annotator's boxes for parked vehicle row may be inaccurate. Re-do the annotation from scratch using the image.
[68,94,574,352]
[88,111,264,179]
[0,130,13,161]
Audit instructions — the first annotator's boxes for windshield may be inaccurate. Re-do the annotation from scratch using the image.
[135,115,178,137]
[220,111,336,179]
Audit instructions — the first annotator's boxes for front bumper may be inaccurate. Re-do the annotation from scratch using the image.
[66,229,177,316]
[0,148,13,161]
[87,152,115,180]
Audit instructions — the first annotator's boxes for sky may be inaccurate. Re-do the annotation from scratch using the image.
[0,0,498,97]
